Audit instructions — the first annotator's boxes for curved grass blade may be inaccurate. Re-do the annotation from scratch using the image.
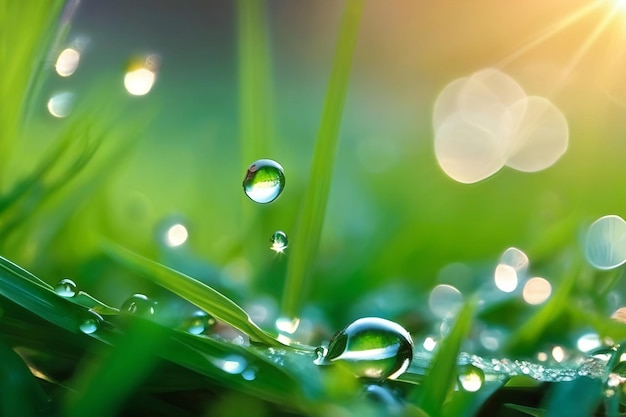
[281,0,364,319]
[103,242,282,346]
[0,256,86,332]
[416,299,477,417]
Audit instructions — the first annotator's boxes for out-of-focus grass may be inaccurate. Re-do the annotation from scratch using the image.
[2,1,626,416]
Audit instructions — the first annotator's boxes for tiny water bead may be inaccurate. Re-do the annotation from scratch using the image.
[458,364,485,392]
[316,317,413,380]
[270,231,288,253]
[54,278,77,297]
[121,294,157,317]
[180,311,216,335]
[242,159,285,204]
[79,311,103,334]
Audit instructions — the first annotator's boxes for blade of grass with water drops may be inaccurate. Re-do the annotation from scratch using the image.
[504,403,545,417]
[416,299,477,417]
[103,242,281,346]
[281,0,364,320]
[0,256,91,333]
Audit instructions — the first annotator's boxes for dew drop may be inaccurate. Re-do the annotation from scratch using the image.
[584,215,626,270]
[79,311,103,334]
[319,317,413,380]
[314,346,328,365]
[362,384,404,415]
[242,366,257,381]
[217,354,247,375]
[458,364,485,392]
[180,311,215,335]
[121,294,157,317]
[242,159,285,204]
[54,278,77,298]
[270,231,288,253]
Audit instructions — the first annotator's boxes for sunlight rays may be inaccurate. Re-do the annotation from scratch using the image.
[496,0,624,97]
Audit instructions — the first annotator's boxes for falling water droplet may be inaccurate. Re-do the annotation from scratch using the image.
[79,311,103,334]
[180,311,215,335]
[242,159,285,204]
[270,231,288,253]
[317,317,413,380]
[54,278,77,297]
[121,294,157,317]
[458,364,485,392]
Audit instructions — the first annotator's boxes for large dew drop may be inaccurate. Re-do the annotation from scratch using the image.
[316,317,413,380]
[55,278,77,298]
[242,159,285,204]
[121,294,157,317]
[584,215,626,270]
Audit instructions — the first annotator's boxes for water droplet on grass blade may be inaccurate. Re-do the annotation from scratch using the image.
[242,159,285,203]
[270,231,288,253]
[121,294,157,317]
[181,311,215,335]
[54,278,77,297]
[80,311,103,334]
[584,215,626,270]
[318,317,413,380]
[458,364,484,392]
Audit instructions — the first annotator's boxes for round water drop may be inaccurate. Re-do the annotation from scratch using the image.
[80,311,103,334]
[121,294,157,317]
[584,215,626,270]
[318,317,413,380]
[242,159,285,203]
[270,231,288,253]
[55,278,77,297]
[458,364,484,392]
[181,311,215,335]
[242,367,257,381]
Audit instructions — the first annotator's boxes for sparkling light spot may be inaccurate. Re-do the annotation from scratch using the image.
[47,92,74,118]
[423,336,437,351]
[428,284,463,318]
[124,68,156,96]
[584,215,626,270]
[537,352,548,362]
[611,307,626,323]
[165,224,188,247]
[522,277,552,305]
[55,48,80,77]
[577,333,602,352]
[494,264,518,293]
[276,317,300,334]
[552,345,565,363]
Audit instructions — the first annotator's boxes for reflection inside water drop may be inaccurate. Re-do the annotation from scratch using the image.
[242,159,285,204]
[181,311,215,335]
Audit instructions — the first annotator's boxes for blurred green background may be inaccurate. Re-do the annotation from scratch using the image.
[8,0,626,342]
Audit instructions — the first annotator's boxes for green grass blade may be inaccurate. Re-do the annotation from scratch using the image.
[281,0,364,319]
[103,243,282,346]
[0,256,86,332]
[504,404,545,417]
[64,319,168,417]
[0,338,51,417]
[417,299,477,417]
[237,0,274,168]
